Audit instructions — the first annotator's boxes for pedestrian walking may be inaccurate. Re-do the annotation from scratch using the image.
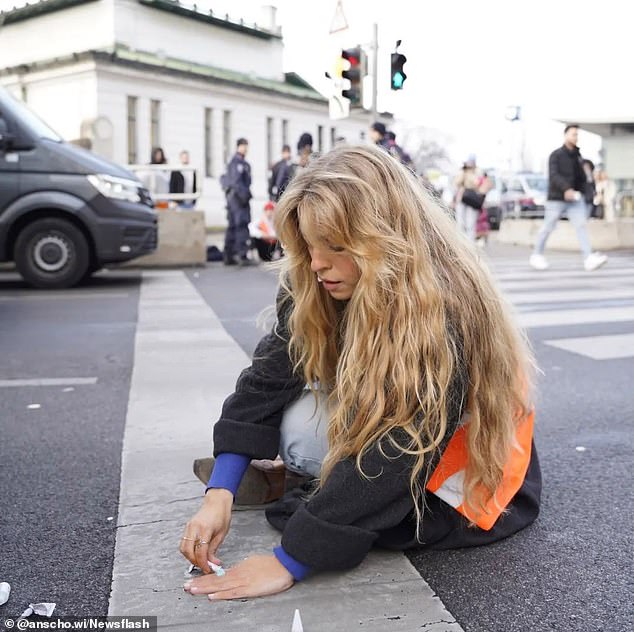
[269,145,292,202]
[222,138,256,266]
[453,157,490,242]
[530,125,607,271]
[369,121,389,149]
[581,159,597,218]
[180,144,541,600]
[594,167,616,221]
[169,149,197,209]
[385,131,410,166]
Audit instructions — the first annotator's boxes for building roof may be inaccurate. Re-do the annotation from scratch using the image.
[0,44,327,104]
[0,0,282,40]
[555,118,634,137]
[0,0,97,24]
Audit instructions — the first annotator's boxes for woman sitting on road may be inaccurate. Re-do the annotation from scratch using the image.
[180,144,542,600]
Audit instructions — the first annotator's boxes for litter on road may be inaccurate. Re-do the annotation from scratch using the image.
[291,608,303,632]
[19,602,56,619]
[0,582,10,606]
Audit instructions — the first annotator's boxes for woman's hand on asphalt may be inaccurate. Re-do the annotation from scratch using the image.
[183,554,294,600]
[179,488,234,573]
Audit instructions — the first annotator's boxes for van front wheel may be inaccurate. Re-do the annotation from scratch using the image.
[14,218,90,289]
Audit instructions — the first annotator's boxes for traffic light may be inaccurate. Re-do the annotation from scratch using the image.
[390,52,407,90]
[340,46,365,107]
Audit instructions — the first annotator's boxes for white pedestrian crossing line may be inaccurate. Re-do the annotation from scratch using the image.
[508,288,634,305]
[488,254,634,359]
[110,271,463,630]
[0,377,98,387]
[543,333,634,360]
[516,306,634,329]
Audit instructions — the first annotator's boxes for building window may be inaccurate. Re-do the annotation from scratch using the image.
[266,116,273,170]
[223,110,232,166]
[150,99,161,149]
[127,96,137,164]
[330,126,336,149]
[317,125,324,153]
[204,108,213,177]
[282,119,289,146]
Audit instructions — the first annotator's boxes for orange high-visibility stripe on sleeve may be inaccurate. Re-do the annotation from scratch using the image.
[426,408,534,530]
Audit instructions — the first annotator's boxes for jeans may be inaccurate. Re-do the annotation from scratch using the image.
[455,202,479,242]
[279,390,329,478]
[533,199,592,259]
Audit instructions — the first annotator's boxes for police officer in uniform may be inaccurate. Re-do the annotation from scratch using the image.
[224,138,256,266]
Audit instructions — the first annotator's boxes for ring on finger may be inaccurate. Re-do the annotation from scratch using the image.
[181,536,197,541]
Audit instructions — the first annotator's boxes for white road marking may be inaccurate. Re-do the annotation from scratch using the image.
[0,377,98,387]
[543,333,634,360]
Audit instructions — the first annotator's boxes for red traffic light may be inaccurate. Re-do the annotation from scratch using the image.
[342,48,361,66]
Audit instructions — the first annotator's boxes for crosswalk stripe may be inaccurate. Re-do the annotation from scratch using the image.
[516,306,634,328]
[484,252,634,355]
[507,288,634,304]
[543,333,634,360]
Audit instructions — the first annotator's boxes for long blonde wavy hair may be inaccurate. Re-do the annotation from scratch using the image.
[274,144,535,528]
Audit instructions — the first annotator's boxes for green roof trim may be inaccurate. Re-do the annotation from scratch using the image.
[0,44,327,104]
[0,0,97,24]
[138,0,282,40]
[107,45,324,101]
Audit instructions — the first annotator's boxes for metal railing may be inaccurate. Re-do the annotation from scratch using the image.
[127,164,201,208]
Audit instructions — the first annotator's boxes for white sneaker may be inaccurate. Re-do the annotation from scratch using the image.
[584,252,608,271]
[529,254,549,270]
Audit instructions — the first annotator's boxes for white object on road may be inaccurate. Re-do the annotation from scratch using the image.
[291,608,304,632]
[0,582,10,606]
[19,602,56,618]
[575,446,587,452]
[209,562,225,577]
[27,404,41,409]
[185,562,225,577]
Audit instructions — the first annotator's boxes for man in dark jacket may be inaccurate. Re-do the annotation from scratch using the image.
[223,138,256,266]
[530,125,607,272]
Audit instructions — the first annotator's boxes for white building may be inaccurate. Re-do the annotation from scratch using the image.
[0,0,371,226]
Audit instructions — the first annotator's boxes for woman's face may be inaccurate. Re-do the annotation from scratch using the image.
[305,237,361,301]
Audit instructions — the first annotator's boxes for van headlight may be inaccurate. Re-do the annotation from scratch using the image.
[87,174,141,203]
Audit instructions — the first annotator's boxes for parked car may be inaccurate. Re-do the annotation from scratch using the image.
[0,87,157,289]
[500,173,548,219]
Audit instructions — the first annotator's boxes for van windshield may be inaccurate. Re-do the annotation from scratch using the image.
[1,90,62,142]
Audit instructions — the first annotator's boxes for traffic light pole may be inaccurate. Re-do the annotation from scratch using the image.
[370,22,378,120]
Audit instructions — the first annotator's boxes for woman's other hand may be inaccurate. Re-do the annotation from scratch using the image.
[183,554,294,600]
[179,488,233,573]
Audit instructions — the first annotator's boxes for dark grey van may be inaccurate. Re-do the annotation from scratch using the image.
[0,87,157,288]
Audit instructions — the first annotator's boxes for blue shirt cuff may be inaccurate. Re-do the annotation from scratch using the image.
[273,545,311,581]
[206,453,251,497]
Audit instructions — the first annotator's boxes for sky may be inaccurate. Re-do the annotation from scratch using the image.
[2,0,631,172]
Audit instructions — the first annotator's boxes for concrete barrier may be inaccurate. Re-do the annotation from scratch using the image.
[497,218,634,251]
[130,209,207,267]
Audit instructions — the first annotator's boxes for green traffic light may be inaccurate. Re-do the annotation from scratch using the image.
[392,72,405,89]
[390,52,407,91]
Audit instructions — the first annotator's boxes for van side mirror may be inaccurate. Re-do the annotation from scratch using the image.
[0,117,16,150]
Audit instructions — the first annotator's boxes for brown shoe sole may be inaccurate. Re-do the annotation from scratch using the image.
[193,457,285,505]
